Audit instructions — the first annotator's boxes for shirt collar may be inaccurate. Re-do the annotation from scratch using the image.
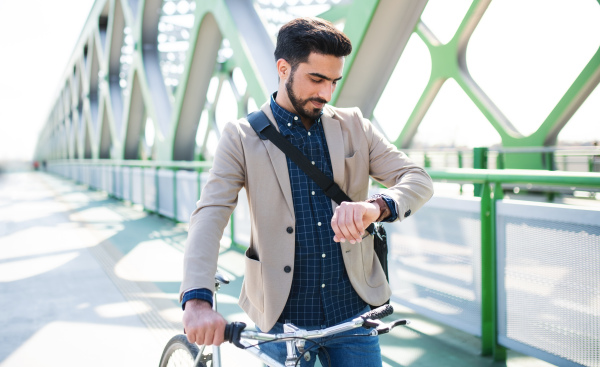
[269,92,322,136]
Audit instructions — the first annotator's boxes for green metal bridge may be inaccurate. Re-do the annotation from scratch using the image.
[33,1,600,366]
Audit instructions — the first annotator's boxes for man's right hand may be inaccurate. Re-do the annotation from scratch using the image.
[182,299,227,346]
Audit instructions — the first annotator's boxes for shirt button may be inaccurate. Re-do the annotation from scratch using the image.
[317,222,322,226]
[294,116,298,121]
[311,161,315,165]
[287,123,291,127]
[286,226,293,234]
[322,253,326,258]
[311,191,315,195]
[321,284,326,288]
[308,132,311,136]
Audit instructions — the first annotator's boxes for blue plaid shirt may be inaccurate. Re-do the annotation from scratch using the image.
[269,95,368,327]
[183,94,398,327]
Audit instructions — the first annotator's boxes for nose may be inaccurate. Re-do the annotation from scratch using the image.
[318,82,335,102]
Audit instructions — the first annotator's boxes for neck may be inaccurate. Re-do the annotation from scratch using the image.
[274,89,314,130]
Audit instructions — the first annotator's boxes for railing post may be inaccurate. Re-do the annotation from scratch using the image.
[474,147,488,197]
[496,152,504,170]
[480,181,493,355]
[155,166,160,214]
[172,168,178,222]
[491,182,506,361]
[480,181,506,360]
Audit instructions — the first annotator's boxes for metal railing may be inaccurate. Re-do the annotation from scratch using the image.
[426,168,600,362]
[405,147,600,173]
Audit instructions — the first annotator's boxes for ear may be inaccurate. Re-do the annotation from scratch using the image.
[276,58,291,81]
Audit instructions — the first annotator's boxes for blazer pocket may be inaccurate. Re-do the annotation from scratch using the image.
[361,236,387,288]
[344,151,369,199]
[244,248,265,312]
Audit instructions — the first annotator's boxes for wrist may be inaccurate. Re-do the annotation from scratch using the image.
[365,195,391,222]
[185,298,212,311]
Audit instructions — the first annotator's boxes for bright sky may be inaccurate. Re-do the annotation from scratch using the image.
[0,0,95,162]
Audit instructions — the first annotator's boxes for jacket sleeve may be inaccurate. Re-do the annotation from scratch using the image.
[179,120,246,301]
[357,108,434,222]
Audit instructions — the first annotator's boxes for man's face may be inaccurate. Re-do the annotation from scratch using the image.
[284,53,344,121]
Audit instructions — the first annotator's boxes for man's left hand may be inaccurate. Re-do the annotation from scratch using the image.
[331,201,379,244]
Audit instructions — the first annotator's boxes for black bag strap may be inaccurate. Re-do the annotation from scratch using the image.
[247,111,351,205]
[247,110,375,233]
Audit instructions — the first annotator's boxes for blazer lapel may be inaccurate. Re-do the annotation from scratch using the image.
[322,108,345,193]
[259,103,295,216]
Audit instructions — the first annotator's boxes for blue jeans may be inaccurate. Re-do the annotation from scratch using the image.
[256,306,382,367]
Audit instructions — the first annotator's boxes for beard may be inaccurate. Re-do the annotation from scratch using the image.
[285,71,328,121]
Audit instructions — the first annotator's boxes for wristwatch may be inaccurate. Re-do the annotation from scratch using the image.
[365,195,391,222]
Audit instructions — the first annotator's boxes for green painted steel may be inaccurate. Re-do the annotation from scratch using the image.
[427,168,600,187]
[393,0,600,169]
[473,147,488,197]
[480,181,494,356]
[328,0,380,106]
[36,0,600,170]
[491,182,507,361]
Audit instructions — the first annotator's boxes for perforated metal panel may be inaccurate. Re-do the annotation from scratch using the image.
[386,196,482,336]
[497,201,600,367]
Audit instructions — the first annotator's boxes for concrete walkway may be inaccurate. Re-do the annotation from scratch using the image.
[0,169,555,367]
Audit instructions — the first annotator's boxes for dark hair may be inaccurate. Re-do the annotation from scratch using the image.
[274,17,352,69]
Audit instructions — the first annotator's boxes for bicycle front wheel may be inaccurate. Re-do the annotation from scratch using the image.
[159,334,213,367]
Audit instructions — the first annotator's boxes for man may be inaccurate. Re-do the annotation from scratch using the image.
[180,17,433,366]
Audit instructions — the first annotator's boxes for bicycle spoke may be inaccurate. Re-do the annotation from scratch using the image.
[166,348,195,367]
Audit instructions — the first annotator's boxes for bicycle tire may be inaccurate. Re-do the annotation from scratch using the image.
[159,334,213,367]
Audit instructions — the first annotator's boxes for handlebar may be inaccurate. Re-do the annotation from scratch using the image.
[224,321,248,349]
[223,304,409,349]
[361,304,394,321]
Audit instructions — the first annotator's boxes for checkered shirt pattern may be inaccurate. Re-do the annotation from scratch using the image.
[269,95,368,327]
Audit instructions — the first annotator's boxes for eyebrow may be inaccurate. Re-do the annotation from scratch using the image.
[308,72,343,82]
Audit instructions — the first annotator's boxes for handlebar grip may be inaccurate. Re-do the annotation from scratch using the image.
[361,304,394,320]
[224,321,247,349]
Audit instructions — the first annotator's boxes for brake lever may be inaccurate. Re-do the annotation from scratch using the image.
[362,319,385,329]
[375,319,410,335]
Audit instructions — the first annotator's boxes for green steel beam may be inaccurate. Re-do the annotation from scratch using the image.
[427,168,600,187]
[533,47,600,147]
[37,0,600,172]
[165,0,272,161]
[317,3,352,24]
[330,0,379,105]
[395,0,520,149]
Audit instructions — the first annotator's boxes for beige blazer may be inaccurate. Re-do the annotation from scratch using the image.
[180,102,433,331]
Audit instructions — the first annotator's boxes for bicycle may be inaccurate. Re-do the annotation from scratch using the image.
[159,273,409,367]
